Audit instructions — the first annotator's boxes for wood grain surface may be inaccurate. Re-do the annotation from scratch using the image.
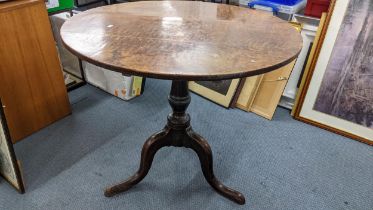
[0,0,71,142]
[61,1,302,80]
[0,0,39,12]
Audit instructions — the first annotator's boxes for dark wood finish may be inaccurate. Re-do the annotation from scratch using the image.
[104,80,245,204]
[61,1,303,204]
[0,0,71,142]
[61,1,302,81]
[292,0,372,146]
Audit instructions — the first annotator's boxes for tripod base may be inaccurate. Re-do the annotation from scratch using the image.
[104,81,245,205]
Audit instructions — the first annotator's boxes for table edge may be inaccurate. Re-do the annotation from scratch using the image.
[61,37,301,81]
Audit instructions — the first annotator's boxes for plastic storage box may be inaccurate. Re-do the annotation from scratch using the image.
[50,12,81,77]
[305,0,331,18]
[246,0,306,14]
[239,0,307,21]
[50,12,144,100]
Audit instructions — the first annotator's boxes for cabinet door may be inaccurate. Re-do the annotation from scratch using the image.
[0,0,71,143]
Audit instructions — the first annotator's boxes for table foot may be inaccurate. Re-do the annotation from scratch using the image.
[104,128,172,197]
[104,80,245,205]
[187,129,246,205]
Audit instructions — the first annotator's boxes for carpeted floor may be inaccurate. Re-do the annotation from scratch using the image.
[0,79,372,210]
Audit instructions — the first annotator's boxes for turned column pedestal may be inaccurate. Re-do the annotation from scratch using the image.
[104,80,245,204]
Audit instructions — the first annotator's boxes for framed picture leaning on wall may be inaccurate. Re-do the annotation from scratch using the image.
[293,0,373,145]
[0,98,25,193]
[189,79,241,108]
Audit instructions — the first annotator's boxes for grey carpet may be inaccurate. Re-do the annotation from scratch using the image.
[0,79,372,210]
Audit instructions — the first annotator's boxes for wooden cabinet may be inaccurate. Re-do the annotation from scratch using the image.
[0,0,71,143]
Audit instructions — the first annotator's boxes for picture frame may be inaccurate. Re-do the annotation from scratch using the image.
[236,75,263,111]
[0,98,25,193]
[283,18,318,103]
[250,60,296,120]
[189,79,241,108]
[292,12,329,115]
[236,60,296,120]
[293,0,373,145]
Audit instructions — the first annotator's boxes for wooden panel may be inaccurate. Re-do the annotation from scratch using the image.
[0,0,39,13]
[250,60,296,120]
[0,0,71,143]
[236,75,263,111]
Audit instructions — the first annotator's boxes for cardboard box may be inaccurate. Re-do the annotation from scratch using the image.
[83,62,143,101]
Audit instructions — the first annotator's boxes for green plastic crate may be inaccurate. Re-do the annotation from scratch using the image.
[47,0,74,13]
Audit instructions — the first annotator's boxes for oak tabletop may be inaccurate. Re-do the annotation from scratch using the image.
[61,1,302,80]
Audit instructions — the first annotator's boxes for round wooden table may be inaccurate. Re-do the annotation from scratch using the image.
[61,1,302,205]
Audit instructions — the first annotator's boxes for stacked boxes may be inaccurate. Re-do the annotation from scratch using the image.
[83,62,143,100]
[50,12,81,77]
[50,12,144,100]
